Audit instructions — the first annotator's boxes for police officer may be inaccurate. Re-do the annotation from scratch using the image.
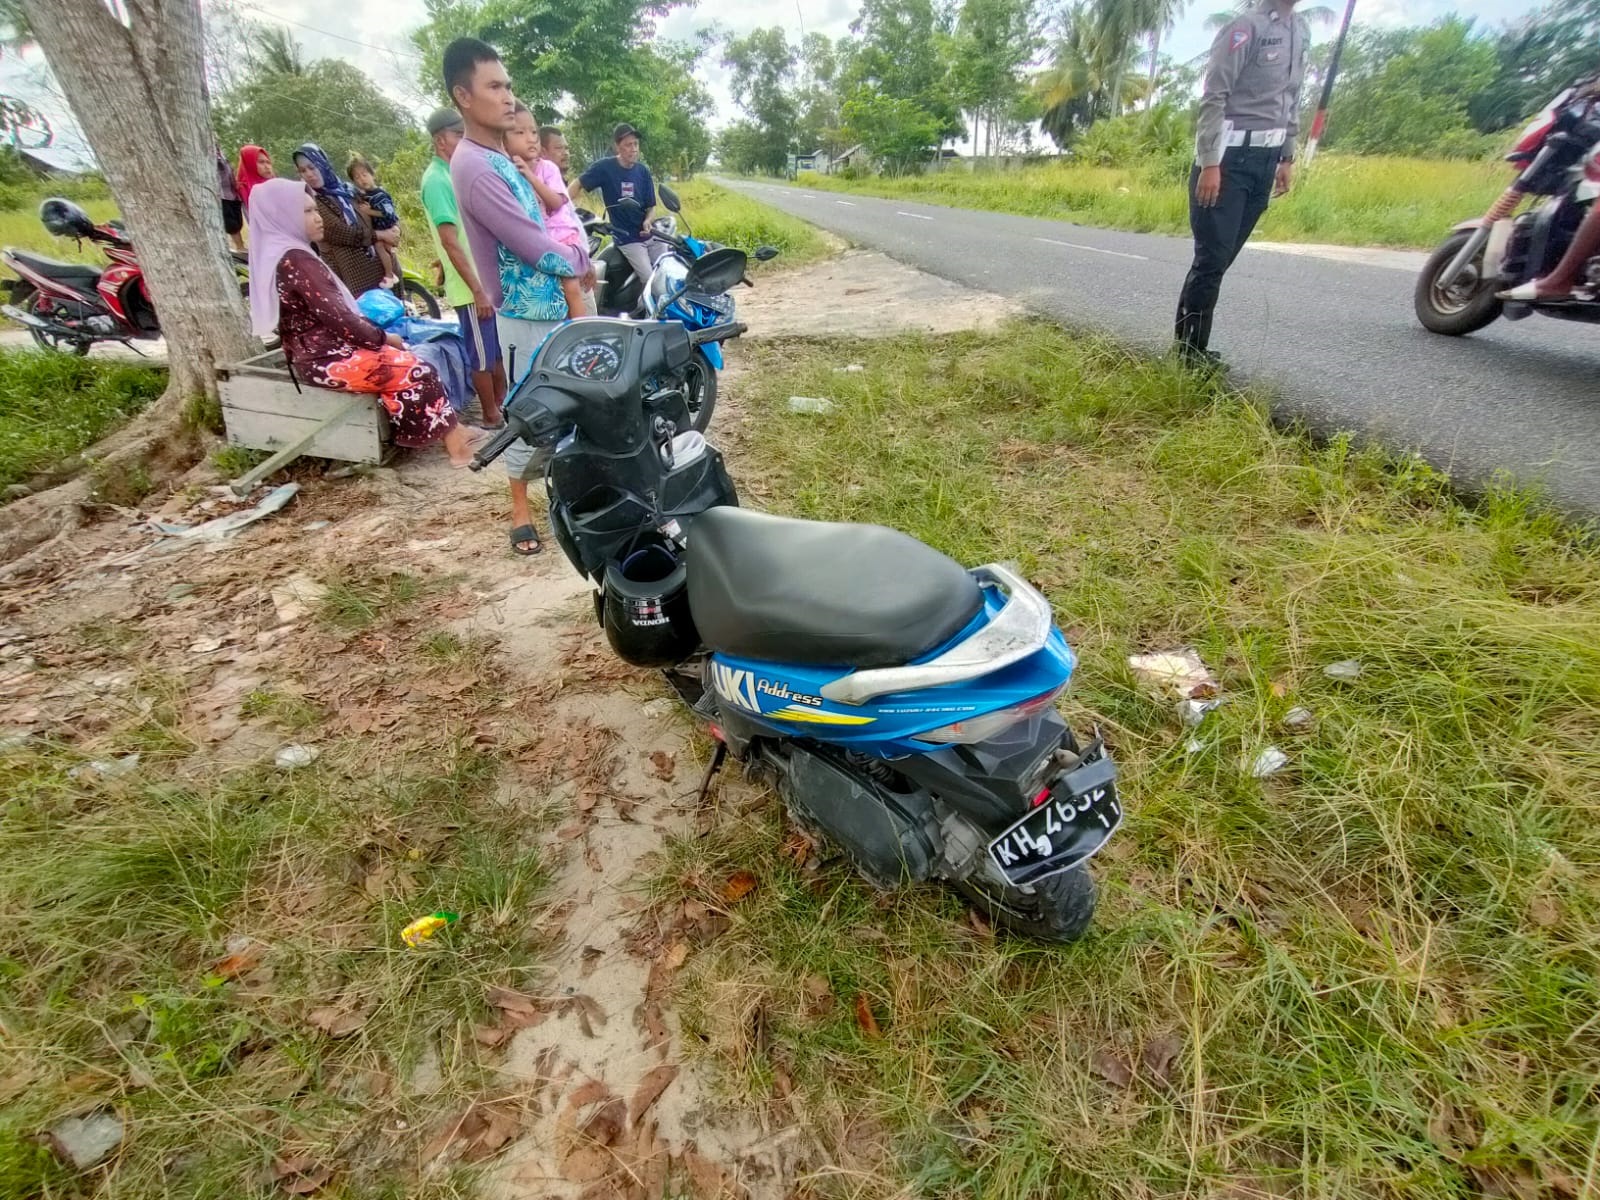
[1175,0,1309,367]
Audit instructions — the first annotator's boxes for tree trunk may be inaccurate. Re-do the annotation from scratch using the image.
[4,0,258,567]
[1148,28,1161,102]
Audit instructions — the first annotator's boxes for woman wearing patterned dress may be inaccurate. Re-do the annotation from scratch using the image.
[246,177,483,465]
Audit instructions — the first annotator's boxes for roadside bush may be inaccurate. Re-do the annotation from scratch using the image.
[1075,103,1194,178]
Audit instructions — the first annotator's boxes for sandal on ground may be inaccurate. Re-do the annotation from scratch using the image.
[509,524,542,555]
[1498,281,1574,302]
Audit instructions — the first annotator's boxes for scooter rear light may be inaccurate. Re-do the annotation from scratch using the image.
[915,685,1065,746]
[708,722,725,743]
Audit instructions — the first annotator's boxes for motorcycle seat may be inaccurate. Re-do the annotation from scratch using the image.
[11,250,101,287]
[686,507,984,669]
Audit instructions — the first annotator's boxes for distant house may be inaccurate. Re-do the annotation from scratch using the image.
[792,148,826,172]
[828,144,871,174]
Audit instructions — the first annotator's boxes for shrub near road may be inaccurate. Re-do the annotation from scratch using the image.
[794,155,1508,249]
[665,325,1600,1197]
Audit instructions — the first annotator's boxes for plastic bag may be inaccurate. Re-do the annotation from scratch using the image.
[357,287,406,329]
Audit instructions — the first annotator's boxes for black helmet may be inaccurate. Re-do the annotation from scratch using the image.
[600,540,700,667]
[40,197,95,239]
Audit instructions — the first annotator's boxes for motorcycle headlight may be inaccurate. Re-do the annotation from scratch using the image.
[647,256,690,317]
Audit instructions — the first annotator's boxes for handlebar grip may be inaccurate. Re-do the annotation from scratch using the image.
[690,322,748,346]
[469,424,523,471]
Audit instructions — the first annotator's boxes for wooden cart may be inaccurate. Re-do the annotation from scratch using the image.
[217,348,391,495]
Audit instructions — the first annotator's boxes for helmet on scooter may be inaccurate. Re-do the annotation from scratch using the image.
[600,538,701,667]
[40,198,96,239]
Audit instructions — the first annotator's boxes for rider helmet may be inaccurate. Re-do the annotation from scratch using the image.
[39,198,96,239]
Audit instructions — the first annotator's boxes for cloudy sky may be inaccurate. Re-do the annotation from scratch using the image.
[3,0,1551,165]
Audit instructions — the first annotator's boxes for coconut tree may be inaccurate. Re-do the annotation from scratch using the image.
[1036,1,1146,143]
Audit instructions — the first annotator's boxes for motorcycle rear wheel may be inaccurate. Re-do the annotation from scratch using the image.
[959,867,1098,943]
[1415,230,1503,336]
[11,287,89,356]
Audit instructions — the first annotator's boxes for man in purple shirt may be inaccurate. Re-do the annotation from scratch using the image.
[444,36,585,557]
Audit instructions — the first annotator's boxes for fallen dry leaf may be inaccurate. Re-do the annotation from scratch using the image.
[580,946,605,977]
[721,870,758,904]
[305,1007,366,1039]
[660,940,689,971]
[779,829,814,865]
[801,974,834,1018]
[273,1156,334,1195]
[680,1146,735,1199]
[1090,1048,1133,1088]
[583,1098,627,1147]
[560,1144,613,1184]
[473,1024,512,1049]
[486,986,544,1019]
[639,1001,670,1051]
[853,994,882,1039]
[1139,1032,1183,1085]
[649,750,676,780]
[211,947,262,980]
[1269,679,1289,699]
[631,1120,669,1199]
[629,1065,679,1127]
[567,1078,611,1110]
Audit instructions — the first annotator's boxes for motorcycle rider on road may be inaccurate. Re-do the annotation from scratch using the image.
[1501,80,1600,302]
[1175,0,1309,368]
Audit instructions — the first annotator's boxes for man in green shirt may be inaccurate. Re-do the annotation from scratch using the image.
[422,107,505,427]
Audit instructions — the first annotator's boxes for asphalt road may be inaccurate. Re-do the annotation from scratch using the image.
[723,179,1600,517]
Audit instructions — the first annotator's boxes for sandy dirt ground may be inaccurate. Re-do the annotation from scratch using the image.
[0,250,1003,1198]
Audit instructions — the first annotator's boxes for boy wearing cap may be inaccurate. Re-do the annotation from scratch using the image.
[421,105,506,427]
[578,122,660,289]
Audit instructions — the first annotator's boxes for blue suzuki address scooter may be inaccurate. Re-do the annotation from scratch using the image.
[589,186,778,434]
[471,316,1120,940]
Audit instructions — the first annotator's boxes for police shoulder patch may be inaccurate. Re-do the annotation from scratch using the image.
[1230,28,1250,51]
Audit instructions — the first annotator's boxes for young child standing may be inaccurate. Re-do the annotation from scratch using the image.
[347,154,402,289]
[503,106,586,321]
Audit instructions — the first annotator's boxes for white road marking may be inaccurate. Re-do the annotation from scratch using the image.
[1034,236,1149,261]
[836,200,857,206]
[897,212,934,221]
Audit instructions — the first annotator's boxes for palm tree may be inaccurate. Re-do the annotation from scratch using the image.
[1036,1,1146,143]
[1143,0,1189,101]
[252,25,306,77]
[1204,3,1336,31]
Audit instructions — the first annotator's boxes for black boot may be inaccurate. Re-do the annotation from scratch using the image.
[1174,307,1222,371]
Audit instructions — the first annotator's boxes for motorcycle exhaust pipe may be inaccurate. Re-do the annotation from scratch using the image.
[1,303,79,340]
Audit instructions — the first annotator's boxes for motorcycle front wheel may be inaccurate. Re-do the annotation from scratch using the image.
[1414,230,1504,336]
[401,277,441,320]
[959,867,1098,943]
[685,348,718,433]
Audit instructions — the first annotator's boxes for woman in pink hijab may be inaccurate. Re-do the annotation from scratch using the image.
[247,177,483,465]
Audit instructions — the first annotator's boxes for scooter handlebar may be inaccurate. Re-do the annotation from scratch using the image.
[468,424,524,471]
[690,322,747,346]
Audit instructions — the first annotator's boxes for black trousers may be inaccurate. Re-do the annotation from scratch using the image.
[1175,145,1281,353]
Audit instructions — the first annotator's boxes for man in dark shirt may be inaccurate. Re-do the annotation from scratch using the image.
[579,122,660,287]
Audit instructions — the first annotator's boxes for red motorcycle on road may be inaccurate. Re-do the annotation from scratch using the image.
[0,197,170,355]
[1415,75,1600,336]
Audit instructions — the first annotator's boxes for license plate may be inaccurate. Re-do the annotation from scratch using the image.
[987,752,1121,887]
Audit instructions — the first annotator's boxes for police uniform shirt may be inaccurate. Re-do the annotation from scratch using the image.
[1194,2,1311,167]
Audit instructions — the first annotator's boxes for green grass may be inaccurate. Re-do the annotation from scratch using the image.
[791,155,1509,248]
[0,582,555,1200]
[674,178,831,267]
[661,325,1600,1197]
[0,193,120,265]
[0,349,167,492]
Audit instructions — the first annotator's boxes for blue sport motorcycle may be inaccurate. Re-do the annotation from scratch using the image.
[471,318,1120,940]
[590,186,778,434]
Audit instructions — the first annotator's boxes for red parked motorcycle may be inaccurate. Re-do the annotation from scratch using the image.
[1415,74,1600,336]
[1,198,168,355]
